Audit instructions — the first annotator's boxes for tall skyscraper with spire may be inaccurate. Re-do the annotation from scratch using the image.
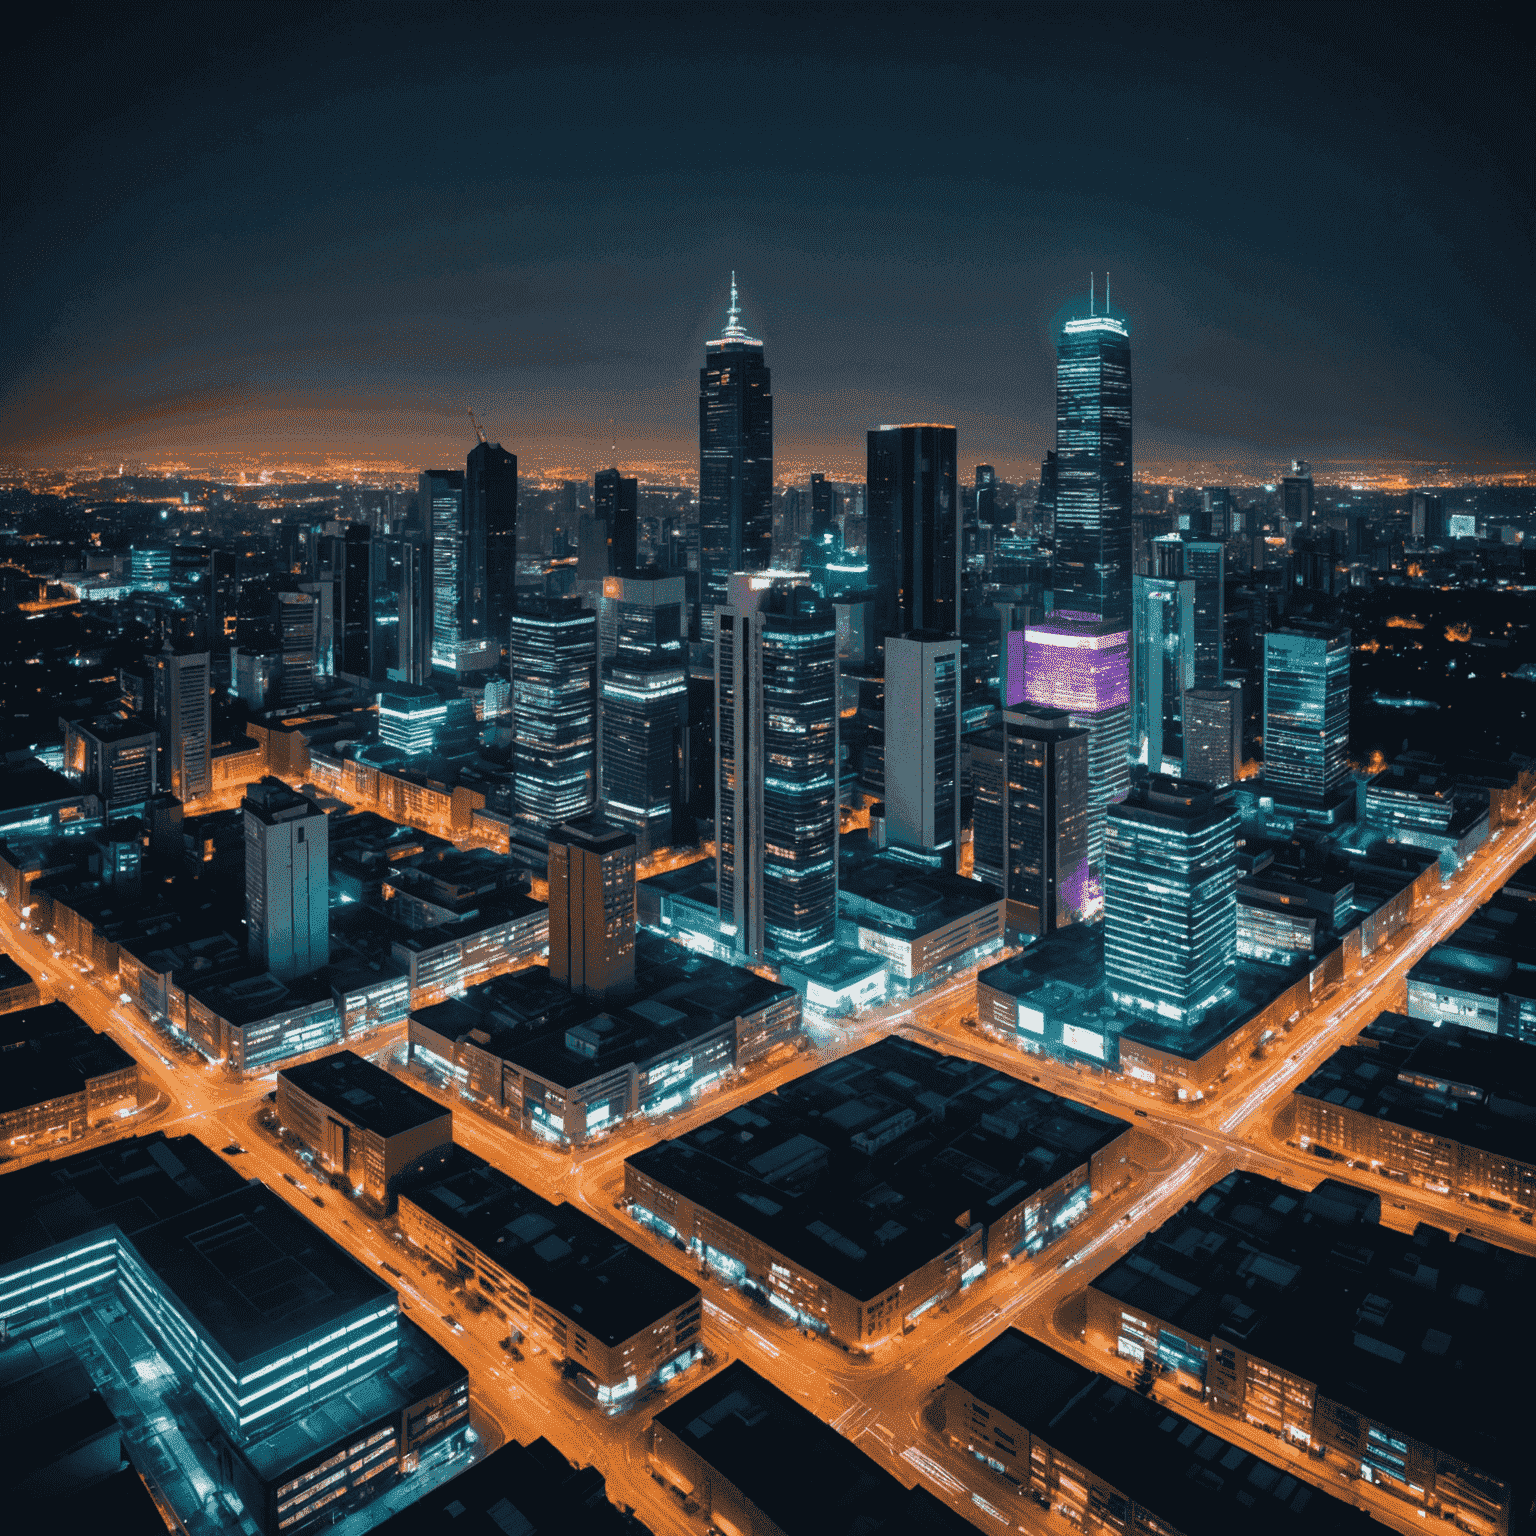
[1053,277,1132,629]
[698,274,773,636]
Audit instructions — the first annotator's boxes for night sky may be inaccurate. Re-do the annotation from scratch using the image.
[4,2,1531,479]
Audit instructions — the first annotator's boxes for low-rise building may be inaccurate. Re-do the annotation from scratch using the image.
[407,932,801,1146]
[399,1146,701,1409]
[0,1000,139,1147]
[1294,1010,1536,1215]
[651,1361,976,1536]
[1084,1170,1532,1534]
[0,950,40,1013]
[945,1329,1376,1535]
[278,1049,453,1210]
[626,1037,1129,1350]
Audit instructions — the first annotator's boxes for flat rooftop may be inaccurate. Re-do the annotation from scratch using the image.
[1296,1010,1536,1166]
[950,1330,1376,1536]
[129,1181,396,1371]
[627,1037,1127,1302]
[0,1132,245,1267]
[403,1147,697,1347]
[411,930,794,1091]
[655,1361,974,1536]
[369,1435,648,1536]
[280,1049,449,1138]
[1088,1170,1533,1485]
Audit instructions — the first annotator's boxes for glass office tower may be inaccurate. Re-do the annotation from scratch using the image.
[865,423,959,644]
[371,532,429,685]
[510,596,597,829]
[717,574,838,963]
[883,632,961,868]
[1153,533,1224,687]
[1131,572,1195,775]
[1053,309,1132,629]
[1263,622,1351,809]
[422,468,467,674]
[1105,776,1237,1027]
[467,438,517,639]
[1182,685,1243,789]
[593,467,639,579]
[1280,459,1315,531]
[699,275,773,634]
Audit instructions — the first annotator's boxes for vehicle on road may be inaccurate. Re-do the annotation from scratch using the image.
[1134,1109,1147,1118]
[282,1172,298,1186]
[442,1315,462,1331]
[221,1143,245,1155]
[311,1195,324,1207]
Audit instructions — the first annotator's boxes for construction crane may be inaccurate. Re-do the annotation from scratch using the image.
[467,408,487,445]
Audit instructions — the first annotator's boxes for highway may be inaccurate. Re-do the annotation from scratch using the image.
[1,796,1532,1534]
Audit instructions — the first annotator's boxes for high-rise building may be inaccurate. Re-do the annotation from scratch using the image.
[243,776,329,982]
[272,591,318,708]
[509,596,596,829]
[62,714,158,810]
[809,472,836,541]
[1411,491,1445,544]
[378,685,448,757]
[422,467,492,676]
[546,817,636,1000]
[975,464,999,525]
[1131,572,1195,774]
[1182,685,1243,789]
[468,437,517,638]
[592,468,639,580]
[150,646,211,803]
[1263,622,1352,809]
[882,632,961,868]
[1201,486,1234,540]
[313,521,373,683]
[699,275,773,632]
[1035,450,1058,537]
[1280,459,1315,531]
[1053,297,1132,628]
[717,574,838,963]
[1152,534,1224,686]
[866,423,959,643]
[972,710,1090,935]
[371,531,430,685]
[1105,776,1237,1027]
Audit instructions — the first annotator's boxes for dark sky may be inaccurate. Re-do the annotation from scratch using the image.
[3,2,1531,480]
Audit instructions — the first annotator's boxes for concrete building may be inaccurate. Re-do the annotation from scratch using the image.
[150,645,211,802]
[651,1361,975,1536]
[398,1146,701,1409]
[547,816,636,1000]
[0,1133,469,1536]
[1295,1011,1536,1215]
[243,776,329,981]
[881,631,962,868]
[1085,1170,1531,1534]
[625,1037,1129,1350]
[0,1000,138,1148]
[971,709,1090,935]
[277,1049,452,1210]
[946,1329,1376,1536]
[61,713,158,810]
[1182,684,1243,789]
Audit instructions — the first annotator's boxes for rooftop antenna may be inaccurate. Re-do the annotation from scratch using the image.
[1089,272,1095,316]
[728,270,740,329]
[1106,272,1111,315]
[467,407,487,445]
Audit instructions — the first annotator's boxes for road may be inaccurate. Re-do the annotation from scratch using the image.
[2,798,1533,1534]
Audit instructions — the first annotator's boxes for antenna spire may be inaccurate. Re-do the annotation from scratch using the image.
[1105,272,1110,315]
[727,271,741,329]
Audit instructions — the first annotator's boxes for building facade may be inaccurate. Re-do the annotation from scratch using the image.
[467,436,517,638]
[881,632,961,867]
[151,645,211,802]
[1263,622,1351,808]
[1183,684,1243,789]
[510,596,597,829]
[243,777,329,982]
[865,423,959,644]
[547,817,637,1000]
[1131,573,1195,774]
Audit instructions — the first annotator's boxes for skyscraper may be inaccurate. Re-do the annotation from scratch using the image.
[422,468,466,674]
[1053,294,1132,628]
[371,531,430,685]
[882,632,961,868]
[699,275,773,633]
[972,710,1089,935]
[467,437,517,641]
[272,591,318,708]
[1021,615,1130,870]
[150,646,211,803]
[244,776,329,982]
[1182,685,1243,789]
[314,522,372,684]
[809,473,836,541]
[717,574,838,963]
[1036,450,1058,537]
[1131,572,1195,775]
[1280,460,1315,531]
[547,817,637,1000]
[1152,534,1224,687]
[593,468,639,580]
[1201,487,1233,540]
[509,595,596,829]
[866,423,959,643]
[975,464,998,525]
[596,574,688,856]
[1105,776,1236,1027]
[1263,622,1351,809]
[1411,491,1445,544]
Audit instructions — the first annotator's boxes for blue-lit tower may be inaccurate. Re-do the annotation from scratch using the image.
[510,595,597,828]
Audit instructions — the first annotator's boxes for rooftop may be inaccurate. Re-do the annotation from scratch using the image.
[403,1147,697,1347]
[0,999,137,1114]
[1088,1170,1534,1483]
[950,1330,1376,1536]
[280,1049,451,1138]
[627,1037,1126,1301]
